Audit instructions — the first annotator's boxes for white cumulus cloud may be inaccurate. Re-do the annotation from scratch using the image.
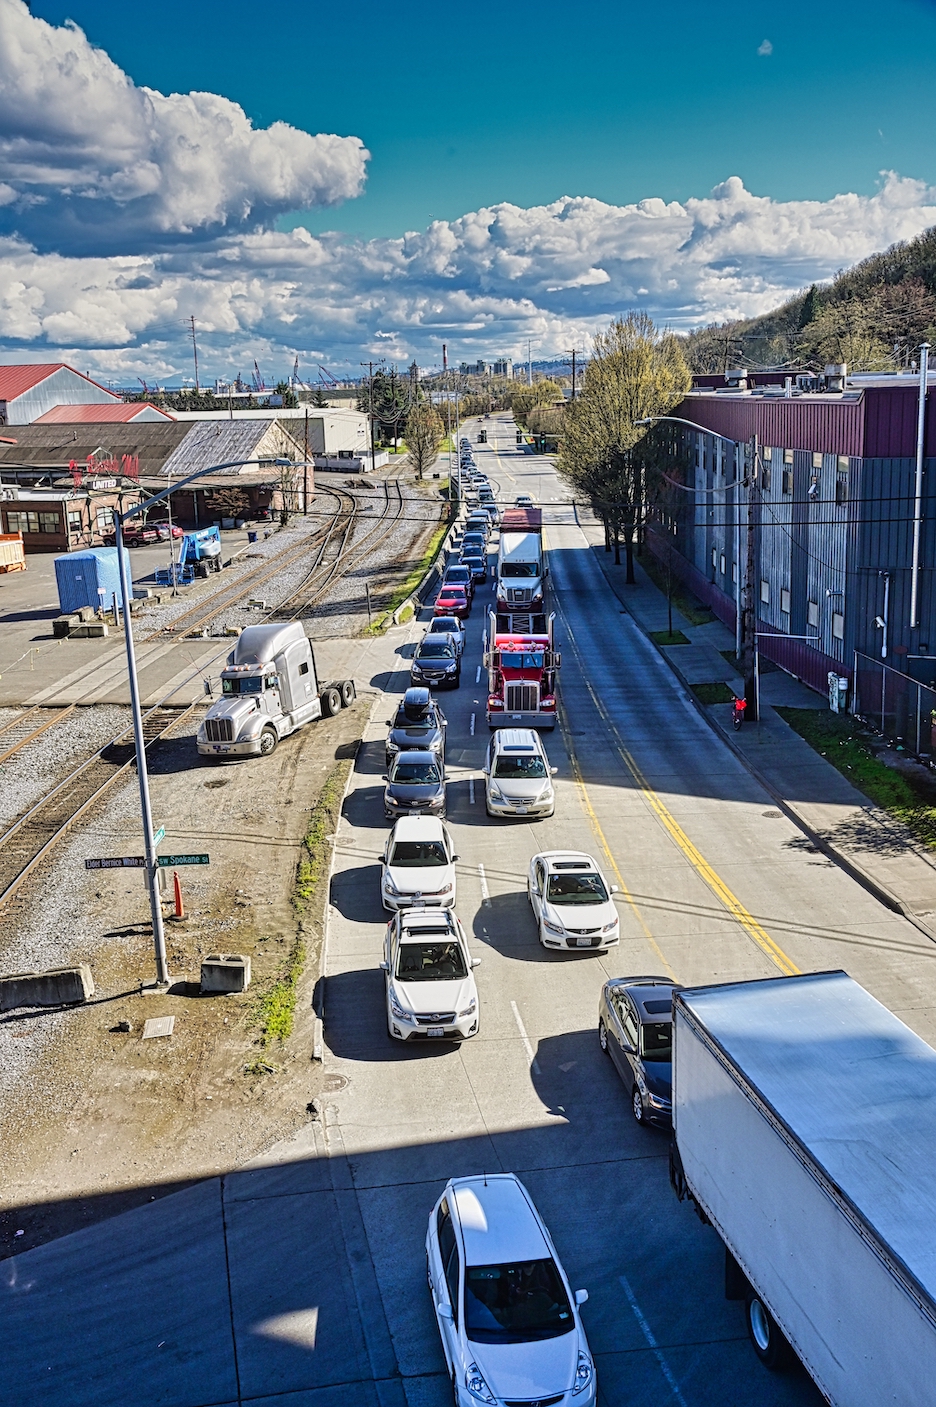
[0,0,368,253]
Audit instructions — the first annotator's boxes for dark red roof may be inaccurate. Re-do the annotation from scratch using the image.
[32,403,175,424]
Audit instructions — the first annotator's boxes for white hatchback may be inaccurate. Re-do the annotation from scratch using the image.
[527,851,620,951]
[426,1174,595,1407]
[382,907,480,1041]
[381,816,458,910]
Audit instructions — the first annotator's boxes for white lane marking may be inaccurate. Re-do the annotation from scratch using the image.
[469,778,475,805]
[478,862,491,906]
[475,665,481,684]
[618,1274,689,1407]
[470,712,476,735]
[510,1000,541,1075]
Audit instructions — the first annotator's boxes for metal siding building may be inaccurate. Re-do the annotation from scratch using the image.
[655,380,936,701]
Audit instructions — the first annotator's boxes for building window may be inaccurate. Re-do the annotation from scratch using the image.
[711,547,717,569]
[781,588,791,614]
[732,561,738,584]
[67,510,83,533]
[782,469,793,496]
[763,446,773,461]
[812,452,823,469]
[40,512,60,533]
[807,600,820,628]
[719,553,726,575]
[837,456,849,473]
[832,612,845,640]
[783,449,794,465]
[760,579,770,605]
[6,510,60,534]
[96,507,115,532]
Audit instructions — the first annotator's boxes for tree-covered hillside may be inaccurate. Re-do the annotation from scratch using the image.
[685,225,936,374]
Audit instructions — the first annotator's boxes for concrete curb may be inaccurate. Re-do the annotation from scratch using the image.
[0,964,94,1012]
[588,547,936,946]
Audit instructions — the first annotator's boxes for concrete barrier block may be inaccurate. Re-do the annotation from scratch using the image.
[53,616,79,637]
[200,953,251,994]
[0,964,94,1012]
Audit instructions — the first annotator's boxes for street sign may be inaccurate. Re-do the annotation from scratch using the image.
[85,856,146,870]
[152,826,166,847]
[157,854,210,867]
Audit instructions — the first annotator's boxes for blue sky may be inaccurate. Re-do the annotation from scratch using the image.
[30,0,936,237]
[4,0,936,379]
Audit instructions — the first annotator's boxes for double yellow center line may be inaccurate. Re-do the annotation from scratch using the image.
[554,596,799,979]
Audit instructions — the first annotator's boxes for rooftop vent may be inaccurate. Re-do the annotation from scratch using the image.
[725,368,748,389]
[824,363,847,393]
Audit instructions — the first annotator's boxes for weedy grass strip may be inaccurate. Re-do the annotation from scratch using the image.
[364,518,451,635]
[251,756,355,1048]
[777,707,936,850]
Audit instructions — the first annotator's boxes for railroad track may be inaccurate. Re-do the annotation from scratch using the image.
[278,476,407,617]
[0,703,199,915]
[0,706,77,766]
[141,484,356,642]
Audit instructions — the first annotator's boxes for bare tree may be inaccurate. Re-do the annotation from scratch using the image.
[405,402,444,481]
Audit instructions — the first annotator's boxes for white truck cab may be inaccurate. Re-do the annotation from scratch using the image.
[197,621,354,758]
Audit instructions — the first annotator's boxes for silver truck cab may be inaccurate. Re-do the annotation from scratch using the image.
[197,621,354,757]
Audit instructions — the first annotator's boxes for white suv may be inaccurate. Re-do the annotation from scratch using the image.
[381,907,480,1041]
[426,1174,595,1407]
[381,816,458,910]
[483,729,556,818]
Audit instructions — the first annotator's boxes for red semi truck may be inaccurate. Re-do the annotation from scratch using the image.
[484,610,560,729]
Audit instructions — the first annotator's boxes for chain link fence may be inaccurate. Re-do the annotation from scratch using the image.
[853,652,936,757]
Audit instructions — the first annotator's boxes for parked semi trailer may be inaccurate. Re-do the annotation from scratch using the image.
[670,970,936,1404]
[484,609,559,729]
[197,621,355,757]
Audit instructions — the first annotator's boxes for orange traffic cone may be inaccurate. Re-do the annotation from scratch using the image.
[173,869,184,919]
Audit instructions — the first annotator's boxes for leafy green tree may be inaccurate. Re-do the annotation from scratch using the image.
[274,381,299,409]
[557,313,692,582]
[310,385,330,408]
[405,402,445,480]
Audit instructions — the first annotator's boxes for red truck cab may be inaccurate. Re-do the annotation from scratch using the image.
[485,611,559,730]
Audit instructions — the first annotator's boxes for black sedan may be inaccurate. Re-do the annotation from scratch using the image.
[597,976,680,1126]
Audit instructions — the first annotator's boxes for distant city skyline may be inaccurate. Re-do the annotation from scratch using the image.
[3,0,936,380]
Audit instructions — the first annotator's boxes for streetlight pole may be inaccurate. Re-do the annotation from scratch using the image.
[111,454,302,990]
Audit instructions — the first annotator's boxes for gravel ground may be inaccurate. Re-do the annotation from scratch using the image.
[0,704,130,829]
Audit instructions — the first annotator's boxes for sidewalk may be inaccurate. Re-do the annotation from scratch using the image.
[584,534,936,941]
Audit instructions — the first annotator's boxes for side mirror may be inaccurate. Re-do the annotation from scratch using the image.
[550,766,558,775]
[381,775,388,782]
[379,961,389,972]
[482,767,489,776]
[385,720,393,727]
[452,854,460,862]
[610,884,620,894]
[574,1289,589,1307]
[439,1303,454,1323]
[381,854,388,864]
[471,957,482,968]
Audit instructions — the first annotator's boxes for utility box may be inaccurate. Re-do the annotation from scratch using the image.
[200,953,251,994]
[54,547,121,616]
[828,671,849,714]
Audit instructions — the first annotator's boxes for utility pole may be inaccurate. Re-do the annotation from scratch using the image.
[304,407,309,514]
[189,315,200,392]
[741,433,759,720]
[361,361,378,473]
[528,340,533,387]
[566,348,582,399]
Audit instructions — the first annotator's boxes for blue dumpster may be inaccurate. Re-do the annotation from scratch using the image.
[54,548,121,616]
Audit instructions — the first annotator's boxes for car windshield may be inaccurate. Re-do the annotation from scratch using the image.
[434,619,461,635]
[501,562,539,578]
[546,872,608,904]
[439,589,467,602]
[494,755,547,779]
[446,568,471,582]
[392,760,441,784]
[389,840,448,868]
[464,1258,574,1344]
[396,940,467,980]
[419,642,455,660]
[500,651,544,669]
[639,1021,673,1062]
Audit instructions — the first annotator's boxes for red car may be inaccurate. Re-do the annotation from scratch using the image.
[434,584,471,619]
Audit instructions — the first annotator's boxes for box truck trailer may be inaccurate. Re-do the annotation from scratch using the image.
[670,970,936,1404]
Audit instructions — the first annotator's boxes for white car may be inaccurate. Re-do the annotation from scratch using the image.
[515,493,534,508]
[382,907,480,1041]
[381,816,458,911]
[484,729,556,818]
[426,1174,595,1407]
[527,852,620,951]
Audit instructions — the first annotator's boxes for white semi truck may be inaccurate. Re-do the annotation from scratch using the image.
[197,621,355,758]
[496,507,545,609]
[670,970,936,1403]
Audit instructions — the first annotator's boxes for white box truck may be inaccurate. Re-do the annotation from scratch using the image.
[670,970,936,1403]
[197,621,355,757]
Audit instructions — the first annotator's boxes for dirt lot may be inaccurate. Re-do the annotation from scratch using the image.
[0,693,373,1260]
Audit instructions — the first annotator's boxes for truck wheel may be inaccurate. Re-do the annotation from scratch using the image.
[339,680,356,708]
[321,687,342,717]
[745,1292,794,1371]
[259,727,277,756]
[631,1086,646,1124]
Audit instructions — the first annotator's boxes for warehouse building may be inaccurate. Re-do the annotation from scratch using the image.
[0,364,122,424]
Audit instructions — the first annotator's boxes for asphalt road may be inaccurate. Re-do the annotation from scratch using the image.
[4,415,934,1406]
